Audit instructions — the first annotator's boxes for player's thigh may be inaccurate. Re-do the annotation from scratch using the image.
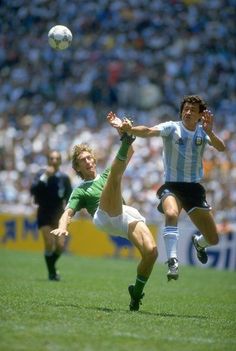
[128,221,157,256]
[162,194,182,215]
[99,181,123,216]
[162,195,182,221]
[189,208,218,243]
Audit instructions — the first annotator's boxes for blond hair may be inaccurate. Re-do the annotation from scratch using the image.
[71,144,96,179]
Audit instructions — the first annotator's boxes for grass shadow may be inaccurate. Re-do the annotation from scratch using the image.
[57,304,207,320]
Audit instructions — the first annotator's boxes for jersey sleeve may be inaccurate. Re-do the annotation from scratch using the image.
[66,187,85,212]
[154,121,175,137]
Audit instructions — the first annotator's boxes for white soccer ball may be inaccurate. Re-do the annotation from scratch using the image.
[48,25,73,50]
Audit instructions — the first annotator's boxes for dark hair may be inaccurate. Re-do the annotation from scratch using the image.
[179,95,207,119]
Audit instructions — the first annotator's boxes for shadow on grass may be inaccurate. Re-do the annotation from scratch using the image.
[48,302,207,320]
[90,306,207,319]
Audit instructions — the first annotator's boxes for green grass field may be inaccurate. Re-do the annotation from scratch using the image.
[0,249,235,351]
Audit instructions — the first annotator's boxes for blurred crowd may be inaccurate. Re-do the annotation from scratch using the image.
[0,0,235,223]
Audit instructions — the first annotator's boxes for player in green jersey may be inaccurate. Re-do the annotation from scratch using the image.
[51,112,158,311]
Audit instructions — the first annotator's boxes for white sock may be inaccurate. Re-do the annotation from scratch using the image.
[163,226,179,260]
[196,234,209,248]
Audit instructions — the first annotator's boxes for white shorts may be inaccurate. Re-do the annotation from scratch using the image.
[93,205,145,238]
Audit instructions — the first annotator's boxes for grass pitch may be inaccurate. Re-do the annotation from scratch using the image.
[0,249,235,351]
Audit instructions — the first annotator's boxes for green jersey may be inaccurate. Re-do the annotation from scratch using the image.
[67,167,110,217]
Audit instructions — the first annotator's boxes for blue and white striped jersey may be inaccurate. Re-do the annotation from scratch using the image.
[155,121,211,182]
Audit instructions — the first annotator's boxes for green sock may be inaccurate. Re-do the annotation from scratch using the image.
[116,141,129,161]
[133,275,148,298]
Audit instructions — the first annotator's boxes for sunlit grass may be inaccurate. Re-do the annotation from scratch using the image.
[0,249,235,351]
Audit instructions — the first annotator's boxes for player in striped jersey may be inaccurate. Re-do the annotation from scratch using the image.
[119,95,226,281]
[51,112,157,311]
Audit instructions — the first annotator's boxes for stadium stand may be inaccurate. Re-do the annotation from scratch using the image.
[0,0,235,223]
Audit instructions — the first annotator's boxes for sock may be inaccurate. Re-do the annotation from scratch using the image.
[196,234,209,248]
[116,141,129,161]
[133,275,148,298]
[44,251,56,275]
[163,226,179,260]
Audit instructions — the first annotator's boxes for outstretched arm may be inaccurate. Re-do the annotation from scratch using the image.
[202,110,226,152]
[51,208,75,236]
[121,119,161,138]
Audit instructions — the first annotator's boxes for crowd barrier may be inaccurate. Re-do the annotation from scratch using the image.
[0,213,156,259]
[1,214,235,270]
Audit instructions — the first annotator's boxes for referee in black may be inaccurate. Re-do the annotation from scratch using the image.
[30,150,72,281]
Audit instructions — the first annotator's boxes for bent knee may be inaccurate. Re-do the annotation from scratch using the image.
[145,246,158,263]
[56,239,66,252]
[208,235,219,246]
[44,239,54,251]
[56,243,65,252]
[165,208,179,223]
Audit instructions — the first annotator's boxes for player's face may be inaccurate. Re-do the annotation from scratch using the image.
[76,151,96,180]
[181,103,201,130]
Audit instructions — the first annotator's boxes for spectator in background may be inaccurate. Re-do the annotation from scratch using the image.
[30,150,72,281]
[0,0,235,225]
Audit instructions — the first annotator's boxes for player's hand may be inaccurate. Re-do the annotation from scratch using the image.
[201,109,213,134]
[120,117,133,133]
[107,111,122,128]
[51,228,69,237]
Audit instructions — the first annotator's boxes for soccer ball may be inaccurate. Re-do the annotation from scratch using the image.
[48,25,73,50]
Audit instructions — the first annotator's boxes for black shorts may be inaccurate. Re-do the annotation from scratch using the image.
[37,207,64,229]
[156,182,211,214]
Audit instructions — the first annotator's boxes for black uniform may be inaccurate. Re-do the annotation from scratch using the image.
[31,169,72,228]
